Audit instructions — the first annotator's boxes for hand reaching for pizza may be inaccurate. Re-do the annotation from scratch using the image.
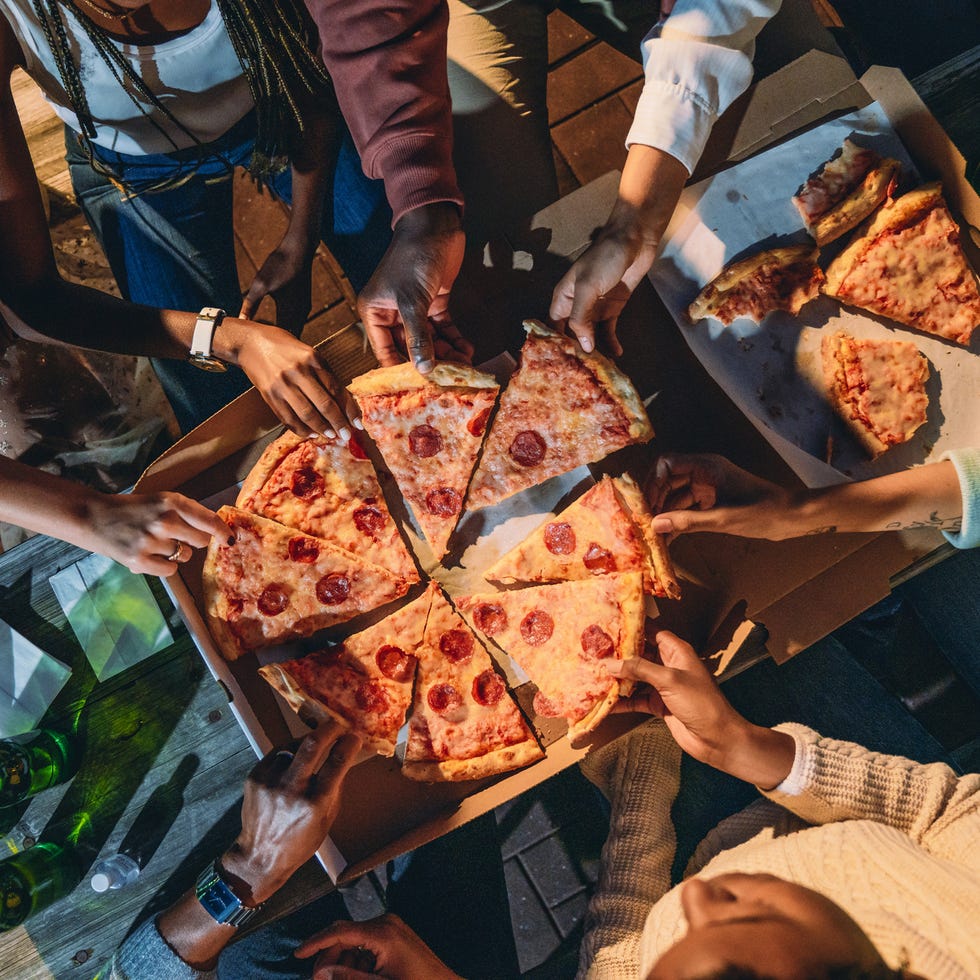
[357,203,467,373]
[646,453,795,540]
[609,631,794,790]
[297,912,462,980]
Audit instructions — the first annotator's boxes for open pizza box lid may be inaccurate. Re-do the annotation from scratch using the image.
[134,53,963,884]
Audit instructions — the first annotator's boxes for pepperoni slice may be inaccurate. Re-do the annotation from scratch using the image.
[582,543,616,574]
[533,690,563,717]
[509,430,546,467]
[439,628,474,664]
[580,624,614,661]
[316,573,351,605]
[257,584,288,616]
[425,487,461,516]
[472,669,504,706]
[376,645,417,683]
[466,406,492,438]
[288,536,320,563]
[353,505,385,535]
[347,432,368,460]
[427,683,462,714]
[409,424,443,458]
[290,465,323,500]
[544,522,576,555]
[472,603,507,636]
[520,609,554,646]
[355,680,389,714]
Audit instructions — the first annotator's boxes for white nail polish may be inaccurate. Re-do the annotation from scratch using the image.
[322,430,337,440]
[339,426,352,442]
[352,417,364,430]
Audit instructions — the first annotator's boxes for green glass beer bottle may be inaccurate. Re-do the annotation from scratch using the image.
[0,730,79,808]
[0,842,83,931]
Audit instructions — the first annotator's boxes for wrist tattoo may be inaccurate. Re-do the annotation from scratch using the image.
[885,513,962,533]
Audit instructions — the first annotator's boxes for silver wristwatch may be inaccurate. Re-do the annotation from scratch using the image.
[188,307,228,372]
[195,859,260,928]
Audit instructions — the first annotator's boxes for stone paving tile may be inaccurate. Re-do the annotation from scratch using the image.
[519,833,591,907]
[548,9,595,64]
[550,97,633,185]
[547,43,643,124]
[504,857,563,974]
[551,888,591,938]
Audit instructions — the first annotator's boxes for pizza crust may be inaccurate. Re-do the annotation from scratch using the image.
[611,474,681,600]
[401,736,544,782]
[809,158,900,246]
[348,361,499,400]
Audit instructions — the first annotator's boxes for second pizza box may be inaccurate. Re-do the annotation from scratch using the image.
[134,53,963,883]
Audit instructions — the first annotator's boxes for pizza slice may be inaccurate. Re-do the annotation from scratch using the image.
[821,331,929,458]
[466,321,654,511]
[687,244,825,326]
[237,430,419,585]
[202,506,410,661]
[485,474,680,599]
[348,362,499,560]
[403,584,544,782]
[258,587,433,756]
[793,138,901,246]
[456,572,645,742]
[823,182,980,346]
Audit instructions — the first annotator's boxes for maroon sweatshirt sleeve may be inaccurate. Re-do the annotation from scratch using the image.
[304,0,464,226]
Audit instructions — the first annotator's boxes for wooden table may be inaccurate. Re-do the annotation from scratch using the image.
[1,42,978,980]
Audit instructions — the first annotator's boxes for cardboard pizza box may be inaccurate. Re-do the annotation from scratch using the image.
[134,53,967,883]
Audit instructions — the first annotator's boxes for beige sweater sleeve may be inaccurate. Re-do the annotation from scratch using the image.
[764,723,980,869]
[575,720,681,980]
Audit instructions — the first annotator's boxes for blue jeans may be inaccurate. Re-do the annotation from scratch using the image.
[66,112,391,433]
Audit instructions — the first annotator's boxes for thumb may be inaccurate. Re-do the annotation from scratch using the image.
[400,301,435,373]
[652,507,726,536]
[654,631,702,670]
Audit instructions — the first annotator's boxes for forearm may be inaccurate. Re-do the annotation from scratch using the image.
[789,460,962,537]
[284,110,336,253]
[605,145,689,249]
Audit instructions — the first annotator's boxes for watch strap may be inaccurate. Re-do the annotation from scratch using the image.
[195,859,259,928]
[189,307,226,359]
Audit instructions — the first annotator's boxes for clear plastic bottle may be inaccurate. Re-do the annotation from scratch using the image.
[90,853,140,893]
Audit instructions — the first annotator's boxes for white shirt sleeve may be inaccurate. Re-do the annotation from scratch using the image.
[626,0,783,174]
[941,447,980,549]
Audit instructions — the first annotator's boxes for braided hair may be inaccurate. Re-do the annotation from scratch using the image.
[29,0,335,184]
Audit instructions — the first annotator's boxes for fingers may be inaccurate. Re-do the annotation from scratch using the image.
[399,302,436,373]
[361,309,406,368]
[653,630,701,668]
[297,918,386,959]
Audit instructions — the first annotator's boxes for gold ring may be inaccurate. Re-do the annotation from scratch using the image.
[167,541,185,563]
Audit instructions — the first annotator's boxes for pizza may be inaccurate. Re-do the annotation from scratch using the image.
[484,474,680,599]
[348,362,499,560]
[403,585,544,782]
[466,321,654,511]
[823,182,980,346]
[237,431,418,585]
[793,138,901,246]
[456,572,644,741]
[687,244,825,326]
[202,506,410,661]
[258,588,432,755]
[821,331,929,458]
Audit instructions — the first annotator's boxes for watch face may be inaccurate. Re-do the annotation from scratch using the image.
[189,354,229,373]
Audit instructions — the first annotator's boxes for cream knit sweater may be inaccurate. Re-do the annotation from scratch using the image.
[577,720,980,980]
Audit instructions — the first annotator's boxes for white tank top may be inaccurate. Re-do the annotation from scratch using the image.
[1,0,254,154]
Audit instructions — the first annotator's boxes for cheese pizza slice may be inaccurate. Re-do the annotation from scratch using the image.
[485,474,680,599]
[203,506,410,660]
[258,587,433,756]
[457,572,645,742]
[793,138,901,246]
[403,584,543,782]
[823,182,980,346]
[466,321,653,511]
[348,362,499,560]
[237,431,419,585]
[821,331,929,458]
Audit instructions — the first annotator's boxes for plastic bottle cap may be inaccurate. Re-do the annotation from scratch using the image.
[91,873,111,893]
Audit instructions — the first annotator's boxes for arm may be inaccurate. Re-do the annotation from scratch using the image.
[0,455,228,577]
[108,723,361,977]
[550,0,781,353]
[0,23,351,438]
[647,452,968,542]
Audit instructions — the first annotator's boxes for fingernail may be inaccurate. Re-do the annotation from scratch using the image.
[607,660,623,674]
[652,517,673,534]
[579,336,594,353]
[322,429,336,440]
[338,426,351,442]
[352,417,364,430]
[415,357,434,373]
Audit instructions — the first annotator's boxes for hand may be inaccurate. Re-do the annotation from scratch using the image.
[240,238,314,336]
[83,491,229,578]
[358,203,466,372]
[230,321,359,438]
[611,632,794,788]
[646,453,795,540]
[296,913,461,980]
[220,721,362,905]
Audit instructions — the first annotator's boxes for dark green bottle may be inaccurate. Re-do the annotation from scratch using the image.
[0,730,79,808]
[0,842,83,930]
